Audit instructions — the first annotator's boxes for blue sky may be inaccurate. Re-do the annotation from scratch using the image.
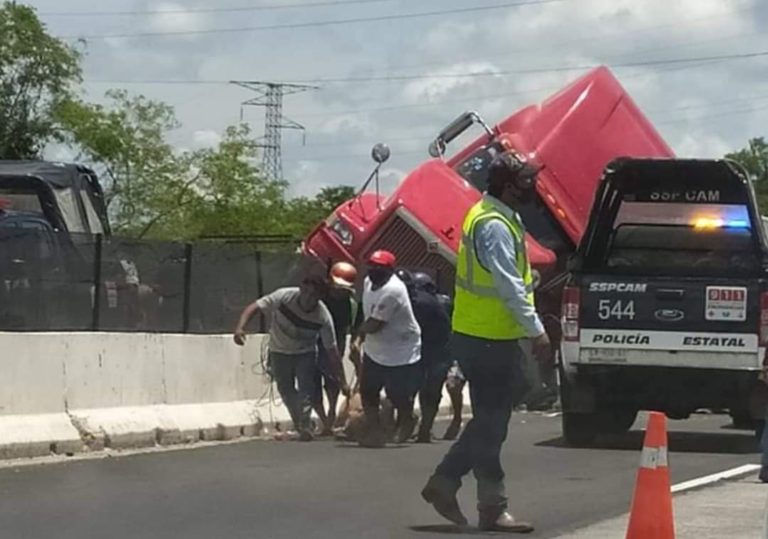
[27,0,768,196]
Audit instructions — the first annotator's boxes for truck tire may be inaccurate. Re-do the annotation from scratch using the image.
[729,409,756,430]
[561,411,599,447]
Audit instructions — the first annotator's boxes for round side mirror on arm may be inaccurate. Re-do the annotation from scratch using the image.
[371,143,391,164]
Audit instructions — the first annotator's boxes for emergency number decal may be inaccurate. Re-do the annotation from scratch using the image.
[705,286,747,322]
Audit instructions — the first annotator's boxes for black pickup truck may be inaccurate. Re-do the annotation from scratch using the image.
[559,158,768,446]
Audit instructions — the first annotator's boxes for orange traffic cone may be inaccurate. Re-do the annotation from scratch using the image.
[625,411,675,539]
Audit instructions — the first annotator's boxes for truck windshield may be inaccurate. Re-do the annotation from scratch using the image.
[454,141,505,192]
[599,202,759,277]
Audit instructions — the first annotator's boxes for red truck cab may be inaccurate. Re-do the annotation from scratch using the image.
[303,66,673,293]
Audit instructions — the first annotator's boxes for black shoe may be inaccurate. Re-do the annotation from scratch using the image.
[759,468,768,483]
[478,510,534,533]
[298,430,314,442]
[415,430,432,444]
[443,420,461,441]
[421,478,468,526]
[395,414,417,444]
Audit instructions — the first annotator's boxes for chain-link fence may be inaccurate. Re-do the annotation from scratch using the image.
[0,231,316,333]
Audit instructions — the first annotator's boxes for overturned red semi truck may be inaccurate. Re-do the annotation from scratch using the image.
[302,67,674,307]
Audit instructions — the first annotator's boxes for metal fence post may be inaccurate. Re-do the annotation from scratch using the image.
[255,249,265,333]
[182,243,193,333]
[91,233,103,331]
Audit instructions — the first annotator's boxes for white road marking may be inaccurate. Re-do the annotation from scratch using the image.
[671,464,761,493]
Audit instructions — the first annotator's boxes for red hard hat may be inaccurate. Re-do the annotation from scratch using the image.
[368,249,396,268]
[329,261,357,289]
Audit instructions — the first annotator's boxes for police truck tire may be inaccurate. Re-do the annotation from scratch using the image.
[729,409,756,430]
[561,412,599,447]
[599,409,638,435]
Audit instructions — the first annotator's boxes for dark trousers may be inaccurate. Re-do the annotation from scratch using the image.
[432,334,528,514]
[360,354,421,425]
[270,351,317,432]
[418,348,452,436]
[313,341,345,402]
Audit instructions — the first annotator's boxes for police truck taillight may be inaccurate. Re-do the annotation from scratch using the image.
[760,291,768,346]
[562,286,580,342]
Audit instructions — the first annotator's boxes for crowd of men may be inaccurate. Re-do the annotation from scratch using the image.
[233,252,463,445]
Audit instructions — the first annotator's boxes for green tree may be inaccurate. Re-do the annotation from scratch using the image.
[186,124,291,239]
[0,2,81,158]
[55,90,196,237]
[282,185,356,237]
[726,137,768,212]
[56,88,355,241]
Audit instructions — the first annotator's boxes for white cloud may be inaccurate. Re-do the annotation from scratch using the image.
[672,133,732,158]
[192,129,222,149]
[148,2,205,35]
[316,114,373,136]
[401,61,502,103]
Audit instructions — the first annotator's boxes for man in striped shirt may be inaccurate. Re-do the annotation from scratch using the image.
[234,275,349,441]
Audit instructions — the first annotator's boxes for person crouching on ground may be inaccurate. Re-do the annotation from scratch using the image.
[234,274,349,441]
[350,250,422,447]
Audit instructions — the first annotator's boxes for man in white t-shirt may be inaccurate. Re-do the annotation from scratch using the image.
[351,250,422,447]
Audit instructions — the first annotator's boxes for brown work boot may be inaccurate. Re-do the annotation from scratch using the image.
[421,476,468,526]
[478,511,534,533]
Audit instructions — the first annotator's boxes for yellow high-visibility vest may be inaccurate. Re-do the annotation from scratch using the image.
[452,199,535,340]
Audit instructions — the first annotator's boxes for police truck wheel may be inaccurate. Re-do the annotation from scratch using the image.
[729,409,756,430]
[561,411,599,447]
[598,409,638,435]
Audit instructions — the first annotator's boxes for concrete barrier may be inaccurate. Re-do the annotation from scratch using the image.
[0,331,470,460]
[0,332,290,458]
[0,333,82,458]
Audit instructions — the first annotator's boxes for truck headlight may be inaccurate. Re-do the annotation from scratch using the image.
[328,217,353,246]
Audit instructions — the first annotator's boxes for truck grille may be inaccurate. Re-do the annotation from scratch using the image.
[363,212,456,294]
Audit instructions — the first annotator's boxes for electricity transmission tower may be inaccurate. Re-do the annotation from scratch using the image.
[232,81,317,182]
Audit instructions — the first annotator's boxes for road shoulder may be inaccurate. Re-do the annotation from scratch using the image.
[557,474,767,539]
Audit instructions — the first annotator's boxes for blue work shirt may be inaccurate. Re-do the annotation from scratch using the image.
[473,194,545,338]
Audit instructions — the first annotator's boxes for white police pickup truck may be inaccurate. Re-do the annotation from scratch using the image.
[559,158,768,446]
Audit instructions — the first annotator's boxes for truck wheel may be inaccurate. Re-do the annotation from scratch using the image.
[561,412,599,447]
[729,409,756,430]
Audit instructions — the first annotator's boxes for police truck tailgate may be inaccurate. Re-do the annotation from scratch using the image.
[563,159,768,372]
[578,277,761,368]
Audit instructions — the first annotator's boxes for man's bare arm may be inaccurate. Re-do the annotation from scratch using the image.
[233,301,260,346]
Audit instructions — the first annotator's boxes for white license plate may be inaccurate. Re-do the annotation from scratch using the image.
[584,348,629,363]
[705,286,747,322]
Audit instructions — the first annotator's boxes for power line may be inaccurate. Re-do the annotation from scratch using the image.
[286,92,768,154]
[40,0,393,17]
[359,0,754,76]
[60,0,569,39]
[284,50,768,83]
[82,48,768,86]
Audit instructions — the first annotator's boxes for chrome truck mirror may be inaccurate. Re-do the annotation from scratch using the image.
[371,143,390,164]
[428,111,495,159]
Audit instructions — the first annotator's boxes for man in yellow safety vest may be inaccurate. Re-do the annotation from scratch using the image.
[421,152,551,534]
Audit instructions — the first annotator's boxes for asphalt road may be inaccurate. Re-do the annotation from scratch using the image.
[0,413,759,539]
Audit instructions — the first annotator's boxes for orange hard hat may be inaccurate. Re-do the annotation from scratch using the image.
[329,261,358,289]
